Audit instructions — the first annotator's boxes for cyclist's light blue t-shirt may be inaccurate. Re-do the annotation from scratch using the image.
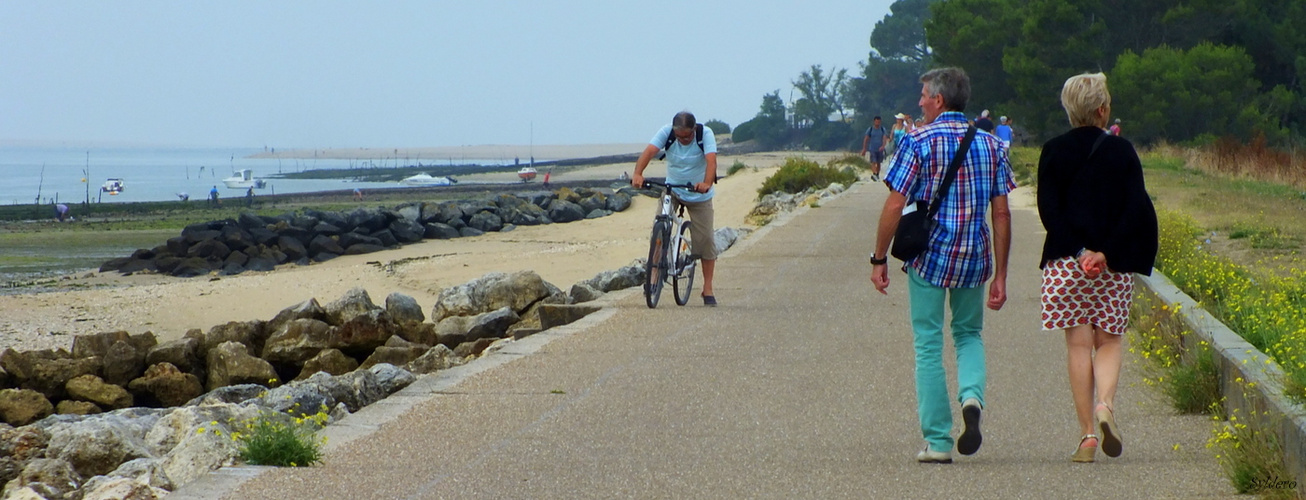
[649,124,717,203]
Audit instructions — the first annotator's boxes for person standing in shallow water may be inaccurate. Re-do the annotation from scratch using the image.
[869,67,1014,464]
[1037,72,1157,463]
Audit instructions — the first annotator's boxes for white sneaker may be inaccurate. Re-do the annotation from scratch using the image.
[915,446,953,464]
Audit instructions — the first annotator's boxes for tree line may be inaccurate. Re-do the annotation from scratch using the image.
[729,0,1303,150]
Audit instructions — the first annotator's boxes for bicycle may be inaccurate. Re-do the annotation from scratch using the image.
[640,179,700,308]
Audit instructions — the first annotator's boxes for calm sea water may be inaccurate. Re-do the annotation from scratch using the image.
[0,147,520,205]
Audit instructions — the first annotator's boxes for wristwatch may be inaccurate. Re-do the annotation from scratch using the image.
[869,254,888,265]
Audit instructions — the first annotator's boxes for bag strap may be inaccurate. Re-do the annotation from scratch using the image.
[924,125,978,219]
[658,124,704,160]
[1089,131,1108,158]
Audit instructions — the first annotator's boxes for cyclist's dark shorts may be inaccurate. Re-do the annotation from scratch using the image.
[671,196,719,260]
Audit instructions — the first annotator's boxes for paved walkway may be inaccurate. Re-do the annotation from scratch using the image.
[176,181,1237,499]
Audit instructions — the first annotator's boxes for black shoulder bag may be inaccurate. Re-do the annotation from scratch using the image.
[890,125,978,262]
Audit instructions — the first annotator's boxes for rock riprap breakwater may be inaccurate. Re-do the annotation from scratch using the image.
[98,186,637,278]
[0,265,651,499]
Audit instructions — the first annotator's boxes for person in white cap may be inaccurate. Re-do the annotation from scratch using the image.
[996,116,1013,146]
[975,109,995,133]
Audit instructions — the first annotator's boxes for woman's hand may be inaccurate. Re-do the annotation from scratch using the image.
[1079,250,1107,278]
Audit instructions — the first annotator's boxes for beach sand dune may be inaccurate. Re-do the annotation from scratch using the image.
[0,151,828,352]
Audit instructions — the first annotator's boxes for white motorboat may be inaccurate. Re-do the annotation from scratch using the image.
[223,169,268,189]
[517,167,537,182]
[399,173,455,187]
[100,178,125,195]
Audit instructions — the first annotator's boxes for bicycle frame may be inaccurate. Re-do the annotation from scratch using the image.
[641,179,698,308]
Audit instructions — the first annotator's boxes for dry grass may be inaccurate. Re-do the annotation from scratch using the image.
[1154,136,1306,190]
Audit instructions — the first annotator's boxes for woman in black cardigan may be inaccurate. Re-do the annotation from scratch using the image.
[1037,73,1158,463]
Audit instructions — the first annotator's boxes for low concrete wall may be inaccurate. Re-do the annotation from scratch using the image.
[1136,271,1306,494]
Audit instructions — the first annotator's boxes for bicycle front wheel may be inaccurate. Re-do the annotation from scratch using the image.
[672,220,696,306]
[644,220,670,308]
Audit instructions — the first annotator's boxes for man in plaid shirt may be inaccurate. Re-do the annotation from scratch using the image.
[869,67,1015,464]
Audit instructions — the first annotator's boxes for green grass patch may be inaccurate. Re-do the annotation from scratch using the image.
[726,160,749,177]
[235,408,328,467]
[756,157,858,200]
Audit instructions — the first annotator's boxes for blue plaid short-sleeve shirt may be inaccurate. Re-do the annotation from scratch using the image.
[884,112,1016,288]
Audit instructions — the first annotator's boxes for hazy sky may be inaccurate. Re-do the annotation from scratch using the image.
[2,1,894,149]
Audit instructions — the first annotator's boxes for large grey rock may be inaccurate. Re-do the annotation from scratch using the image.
[81,477,168,500]
[276,235,308,262]
[436,307,520,343]
[261,319,337,368]
[308,234,346,257]
[265,298,327,339]
[585,208,613,219]
[293,349,358,381]
[200,321,267,359]
[466,211,504,232]
[606,191,633,212]
[145,338,202,377]
[45,417,154,479]
[127,363,204,408]
[713,226,741,255]
[367,364,416,396]
[0,349,101,401]
[458,226,484,238]
[334,309,399,358]
[147,403,259,488]
[5,458,80,499]
[337,231,382,249]
[567,283,605,304]
[546,199,586,223]
[423,222,461,240]
[106,457,170,490]
[537,304,603,330]
[182,384,266,407]
[581,264,645,292]
[0,389,52,427]
[358,342,428,371]
[56,400,102,415]
[385,293,425,324]
[323,287,381,325]
[430,270,556,322]
[389,218,425,244]
[206,341,280,391]
[65,375,133,410]
[71,331,156,360]
[102,340,148,387]
[407,345,460,375]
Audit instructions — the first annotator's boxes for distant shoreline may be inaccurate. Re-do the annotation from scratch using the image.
[248,143,647,161]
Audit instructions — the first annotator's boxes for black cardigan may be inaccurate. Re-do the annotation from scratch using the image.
[1037,126,1158,274]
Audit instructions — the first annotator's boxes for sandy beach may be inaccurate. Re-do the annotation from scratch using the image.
[0,150,828,352]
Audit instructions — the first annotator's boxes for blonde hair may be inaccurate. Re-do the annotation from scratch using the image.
[1060,73,1111,128]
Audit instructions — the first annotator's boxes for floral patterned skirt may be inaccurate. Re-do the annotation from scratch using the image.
[1041,256,1134,335]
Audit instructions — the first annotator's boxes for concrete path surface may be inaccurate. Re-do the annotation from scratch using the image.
[174,180,1238,499]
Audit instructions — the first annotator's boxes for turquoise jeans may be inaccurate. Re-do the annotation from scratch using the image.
[908,269,987,452]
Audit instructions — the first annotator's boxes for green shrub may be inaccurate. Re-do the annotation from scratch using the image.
[236,408,328,467]
[757,157,858,199]
[827,154,870,170]
[704,119,731,135]
[726,161,749,176]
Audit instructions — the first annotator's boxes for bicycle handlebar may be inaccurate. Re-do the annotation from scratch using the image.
[640,179,700,191]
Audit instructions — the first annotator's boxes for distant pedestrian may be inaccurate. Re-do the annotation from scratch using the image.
[543,170,551,188]
[54,203,69,222]
[860,116,889,182]
[1038,73,1156,463]
[995,116,1013,147]
[975,109,995,133]
[1108,118,1121,136]
[353,188,363,201]
[869,67,1014,464]
[246,186,254,207]
[177,192,190,202]
[209,186,221,207]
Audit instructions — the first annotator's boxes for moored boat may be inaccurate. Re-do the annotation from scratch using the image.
[399,173,455,187]
[223,169,267,189]
[100,178,125,195]
[517,167,537,182]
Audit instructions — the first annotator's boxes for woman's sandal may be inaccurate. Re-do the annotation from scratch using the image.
[1096,403,1123,458]
[1071,434,1098,463]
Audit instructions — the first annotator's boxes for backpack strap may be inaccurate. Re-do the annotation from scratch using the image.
[658,124,705,160]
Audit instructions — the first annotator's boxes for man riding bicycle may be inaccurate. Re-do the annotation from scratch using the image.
[631,111,720,306]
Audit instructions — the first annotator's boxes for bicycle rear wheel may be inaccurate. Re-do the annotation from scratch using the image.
[644,220,670,308]
[672,220,696,306]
